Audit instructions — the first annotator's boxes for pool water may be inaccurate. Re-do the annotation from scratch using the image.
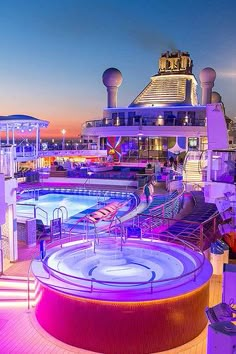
[44,239,205,298]
[17,193,109,223]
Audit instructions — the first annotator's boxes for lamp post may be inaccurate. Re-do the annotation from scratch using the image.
[61,129,66,150]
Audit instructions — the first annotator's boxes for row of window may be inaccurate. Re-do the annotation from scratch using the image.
[111,111,198,119]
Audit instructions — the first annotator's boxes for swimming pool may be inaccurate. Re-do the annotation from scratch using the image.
[16,189,134,226]
[17,193,108,221]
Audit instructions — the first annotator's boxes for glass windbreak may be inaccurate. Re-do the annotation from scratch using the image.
[211,150,236,184]
[0,145,14,178]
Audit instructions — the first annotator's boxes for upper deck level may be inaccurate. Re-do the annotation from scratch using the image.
[82,106,207,137]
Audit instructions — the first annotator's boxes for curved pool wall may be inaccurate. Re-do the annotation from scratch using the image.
[33,239,212,353]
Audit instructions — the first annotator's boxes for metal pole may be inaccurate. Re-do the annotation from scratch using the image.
[213,217,216,234]
[36,124,39,158]
[6,123,9,144]
[200,224,203,250]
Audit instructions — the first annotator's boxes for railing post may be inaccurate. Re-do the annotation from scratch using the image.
[213,217,216,234]
[199,224,203,250]
[27,272,31,311]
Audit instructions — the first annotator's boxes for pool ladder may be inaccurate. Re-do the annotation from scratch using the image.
[52,206,69,236]
[52,206,68,224]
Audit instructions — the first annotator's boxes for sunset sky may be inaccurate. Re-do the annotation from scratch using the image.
[0,0,235,138]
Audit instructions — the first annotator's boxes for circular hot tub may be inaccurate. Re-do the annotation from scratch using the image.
[32,238,212,353]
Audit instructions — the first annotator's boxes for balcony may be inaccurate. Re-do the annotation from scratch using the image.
[37,149,107,158]
[82,116,206,130]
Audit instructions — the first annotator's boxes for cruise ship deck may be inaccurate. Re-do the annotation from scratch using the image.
[0,48,235,353]
[0,176,232,354]
[0,251,224,354]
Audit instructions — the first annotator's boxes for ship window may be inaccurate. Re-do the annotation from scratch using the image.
[164,111,173,118]
[128,112,136,118]
[188,138,198,148]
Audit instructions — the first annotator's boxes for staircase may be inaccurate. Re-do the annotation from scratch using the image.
[183,160,202,182]
[183,150,207,183]
[0,275,36,308]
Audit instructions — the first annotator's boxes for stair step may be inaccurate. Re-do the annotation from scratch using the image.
[0,278,35,291]
[0,284,35,296]
[0,293,35,300]
[0,275,34,282]
[0,299,36,308]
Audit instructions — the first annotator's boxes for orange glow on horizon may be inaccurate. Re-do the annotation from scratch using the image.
[0,102,102,139]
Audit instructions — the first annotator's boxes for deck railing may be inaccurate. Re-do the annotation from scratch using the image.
[137,202,219,251]
[82,116,206,129]
[30,234,205,305]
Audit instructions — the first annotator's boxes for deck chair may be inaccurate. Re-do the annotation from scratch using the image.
[89,211,107,222]
[36,219,51,239]
[104,205,117,213]
[206,302,236,324]
[98,208,111,217]
[86,215,99,224]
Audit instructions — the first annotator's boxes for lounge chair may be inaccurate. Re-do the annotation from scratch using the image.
[36,219,50,239]
[206,302,236,324]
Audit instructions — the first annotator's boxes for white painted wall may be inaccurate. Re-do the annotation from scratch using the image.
[1,177,18,262]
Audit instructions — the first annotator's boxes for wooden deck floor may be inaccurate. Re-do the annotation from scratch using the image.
[0,275,222,354]
[0,241,224,354]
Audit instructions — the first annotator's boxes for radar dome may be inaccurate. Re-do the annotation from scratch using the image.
[102,68,123,87]
[199,67,216,83]
[211,91,222,103]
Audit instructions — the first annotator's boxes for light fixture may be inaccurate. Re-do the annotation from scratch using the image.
[138,125,143,136]
[61,129,66,150]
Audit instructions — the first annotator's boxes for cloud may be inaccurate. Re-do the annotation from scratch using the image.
[126,27,177,53]
[217,71,236,78]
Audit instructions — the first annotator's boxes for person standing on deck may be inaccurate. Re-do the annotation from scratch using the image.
[144,182,151,204]
[154,159,161,182]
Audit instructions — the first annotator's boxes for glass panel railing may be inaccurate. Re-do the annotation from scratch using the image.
[211,150,236,184]
[83,117,206,129]
[0,145,15,178]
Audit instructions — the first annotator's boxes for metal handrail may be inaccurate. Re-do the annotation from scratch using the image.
[52,206,68,223]
[35,206,49,225]
[138,210,219,250]
[17,202,49,225]
[68,195,134,242]
[69,216,88,241]
[149,186,185,213]
[198,149,208,173]
[136,185,220,250]
[32,235,205,295]
[0,248,3,275]
[27,250,51,310]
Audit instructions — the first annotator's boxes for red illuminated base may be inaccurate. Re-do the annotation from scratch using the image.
[35,282,210,354]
